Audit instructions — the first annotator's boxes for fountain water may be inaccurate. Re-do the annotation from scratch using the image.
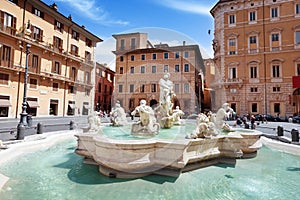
[75,73,262,178]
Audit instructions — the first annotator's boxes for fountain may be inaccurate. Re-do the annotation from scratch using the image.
[75,73,262,178]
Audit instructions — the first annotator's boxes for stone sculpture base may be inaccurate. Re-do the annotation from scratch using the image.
[131,121,160,136]
[75,128,262,179]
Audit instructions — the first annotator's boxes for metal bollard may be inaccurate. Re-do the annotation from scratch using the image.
[277,126,284,136]
[291,129,299,143]
[69,120,75,130]
[17,124,25,140]
[37,123,43,134]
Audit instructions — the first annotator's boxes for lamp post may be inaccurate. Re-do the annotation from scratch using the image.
[17,43,31,140]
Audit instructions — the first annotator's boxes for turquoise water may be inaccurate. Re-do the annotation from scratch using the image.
[101,122,196,140]
[0,138,300,200]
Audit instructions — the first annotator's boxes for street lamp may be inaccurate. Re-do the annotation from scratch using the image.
[17,43,31,140]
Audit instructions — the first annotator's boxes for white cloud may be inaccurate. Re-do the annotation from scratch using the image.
[56,0,129,26]
[154,0,213,15]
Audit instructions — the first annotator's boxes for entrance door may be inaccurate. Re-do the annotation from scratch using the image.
[293,89,300,115]
[49,99,58,115]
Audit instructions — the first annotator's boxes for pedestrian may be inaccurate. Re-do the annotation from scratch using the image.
[250,115,255,129]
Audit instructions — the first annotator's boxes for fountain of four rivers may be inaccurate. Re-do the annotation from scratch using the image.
[0,73,299,199]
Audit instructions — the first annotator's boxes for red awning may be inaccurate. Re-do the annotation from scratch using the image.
[293,76,300,88]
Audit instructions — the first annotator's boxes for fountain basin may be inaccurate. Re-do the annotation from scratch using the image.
[75,127,262,178]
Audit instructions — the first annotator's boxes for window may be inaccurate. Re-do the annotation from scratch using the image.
[32,55,39,68]
[53,82,59,91]
[119,67,124,74]
[53,36,63,49]
[141,54,145,60]
[71,45,78,55]
[69,86,75,94]
[272,65,280,78]
[140,84,145,93]
[0,95,10,117]
[130,55,135,61]
[229,38,236,46]
[0,73,9,85]
[296,4,300,14]
[53,61,60,74]
[71,67,77,81]
[184,64,189,72]
[85,51,91,62]
[120,56,124,62]
[249,11,256,22]
[118,85,123,93]
[32,26,43,41]
[184,51,189,58]
[297,64,300,75]
[32,7,44,18]
[98,83,101,93]
[1,45,11,64]
[151,84,156,92]
[250,87,258,92]
[86,38,92,47]
[271,7,279,18]
[273,87,280,92]
[229,14,235,24]
[85,72,90,84]
[175,64,180,72]
[229,67,237,79]
[120,39,125,50]
[163,65,169,72]
[175,52,180,59]
[130,84,134,93]
[251,103,258,113]
[141,66,145,73]
[184,83,189,93]
[272,33,279,41]
[72,30,79,40]
[164,52,169,59]
[130,66,134,74]
[174,84,180,93]
[152,53,157,60]
[131,38,136,49]
[54,20,63,32]
[3,12,16,35]
[274,103,280,113]
[250,66,257,78]
[152,66,156,73]
[296,31,300,44]
[250,36,257,44]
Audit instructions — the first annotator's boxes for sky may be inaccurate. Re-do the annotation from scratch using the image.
[42,0,219,69]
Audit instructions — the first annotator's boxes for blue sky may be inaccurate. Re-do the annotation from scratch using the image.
[42,0,218,69]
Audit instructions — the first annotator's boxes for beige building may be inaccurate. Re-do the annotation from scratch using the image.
[211,0,300,117]
[112,32,205,115]
[0,0,102,118]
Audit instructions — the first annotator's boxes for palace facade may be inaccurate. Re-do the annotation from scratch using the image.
[211,0,300,117]
[0,0,102,118]
[112,32,205,115]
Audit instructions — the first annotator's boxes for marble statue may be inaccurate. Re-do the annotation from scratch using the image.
[159,72,175,115]
[131,99,160,136]
[210,103,233,131]
[186,113,218,139]
[186,103,234,139]
[110,101,128,126]
[87,111,101,132]
[157,72,176,128]
[172,106,185,125]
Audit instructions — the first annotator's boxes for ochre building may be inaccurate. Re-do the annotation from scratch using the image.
[211,0,300,117]
[0,0,102,118]
[112,32,205,115]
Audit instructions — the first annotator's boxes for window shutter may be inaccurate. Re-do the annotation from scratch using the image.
[40,29,43,42]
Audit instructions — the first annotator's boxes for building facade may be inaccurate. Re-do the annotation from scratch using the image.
[211,0,300,117]
[94,63,114,113]
[112,32,205,115]
[0,0,102,118]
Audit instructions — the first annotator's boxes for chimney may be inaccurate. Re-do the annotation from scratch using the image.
[51,3,57,10]
[183,41,186,46]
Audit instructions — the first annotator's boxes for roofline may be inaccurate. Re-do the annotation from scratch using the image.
[210,0,235,17]
[29,0,103,42]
